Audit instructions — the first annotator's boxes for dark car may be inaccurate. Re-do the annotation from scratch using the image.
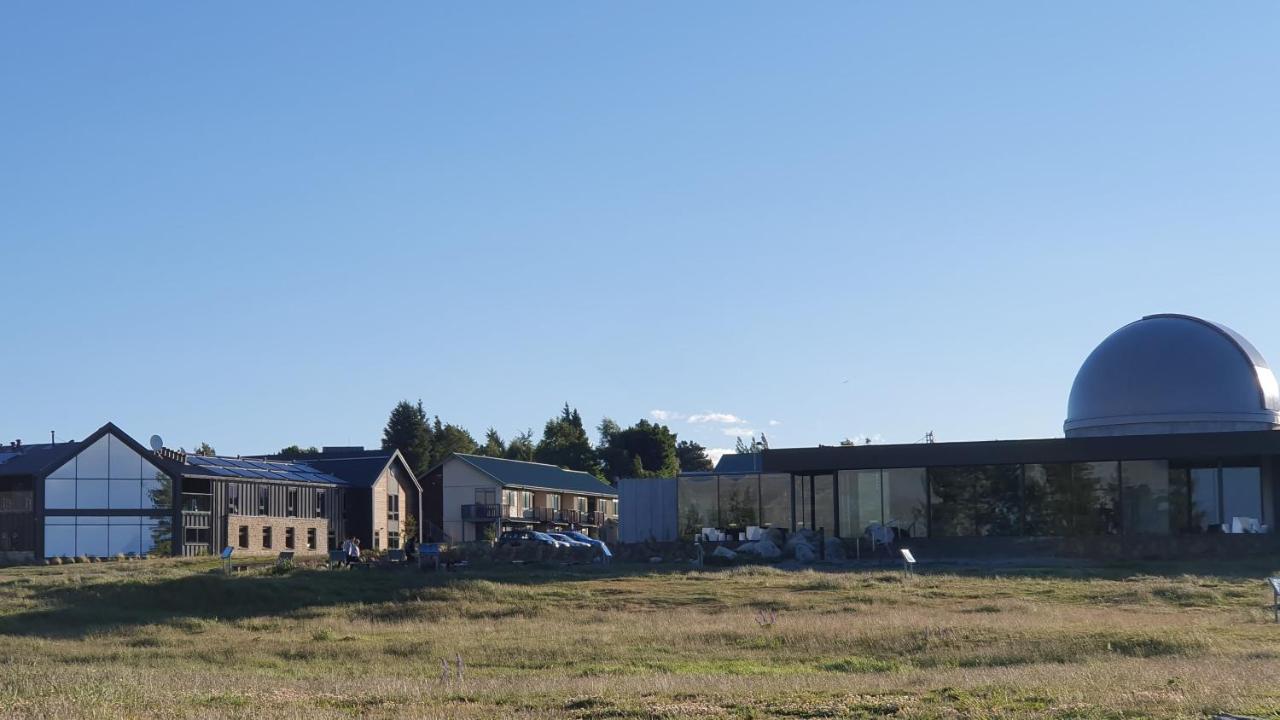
[496,530,559,548]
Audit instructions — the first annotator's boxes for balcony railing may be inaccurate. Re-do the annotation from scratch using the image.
[182,510,211,529]
[461,504,502,521]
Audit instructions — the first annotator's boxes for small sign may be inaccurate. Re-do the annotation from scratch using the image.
[900,548,916,565]
[220,547,234,560]
[422,543,441,556]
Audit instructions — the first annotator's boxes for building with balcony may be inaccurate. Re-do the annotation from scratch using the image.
[0,422,354,561]
[622,315,1280,558]
[426,454,617,543]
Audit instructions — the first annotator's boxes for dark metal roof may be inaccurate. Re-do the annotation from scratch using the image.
[1065,314,1280,436]
[300,452,423,491]
[183,454,348,486]
[713,453,761,473]
[762,428,1280,474]
[451,454,617,496]
[0,422,183,481]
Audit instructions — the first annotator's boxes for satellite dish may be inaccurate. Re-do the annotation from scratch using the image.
[149,435,164,452]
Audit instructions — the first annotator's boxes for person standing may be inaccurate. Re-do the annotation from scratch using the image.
[348,537,361,564]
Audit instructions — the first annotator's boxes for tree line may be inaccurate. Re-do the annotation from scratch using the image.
[373,400,721,483]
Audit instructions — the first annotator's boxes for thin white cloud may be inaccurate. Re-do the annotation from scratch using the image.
[706,448,734,466]
[768,419,782,426]
[649,409,686,422]
[689,412,744,424]
[722,426,756,437]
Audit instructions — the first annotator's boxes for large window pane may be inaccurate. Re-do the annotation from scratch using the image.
[1121,460,1170,535]
[77,437,110,478]
[1190,468,1220,532]
[718,474,759,527]
[792,475,811,530]
[142,518,173,555]
[108,436,143,479]
[143,470,173,509]
[109,479,142,509]
[677,476,718,536]
[48,458,75,479]
[759,474,791,528]
[77,480,109,509]
[45,479,76,509]
[1072,462,1120,535]
[837,470,882,538]
[1169,468,1191,533]
[884,468,929,539]
[77,523,109,557]
[1023,463,1073,536]
[1222,467,1262,529]
[974,465,1021,536]
[44,526,75,557]
[813,474,834,535]
[109,523,142,556]
[928,466,976,536]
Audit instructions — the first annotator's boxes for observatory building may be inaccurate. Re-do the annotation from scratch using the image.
[623,314,1280,557]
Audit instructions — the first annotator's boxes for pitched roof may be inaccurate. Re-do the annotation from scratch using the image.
[0,422,182,480]
[300,451,421,490]
[450,454,617,496]
[714,452,762,473]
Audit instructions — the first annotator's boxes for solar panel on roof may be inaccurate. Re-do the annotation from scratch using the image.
[186,455,212,465]
[244,460,273,470]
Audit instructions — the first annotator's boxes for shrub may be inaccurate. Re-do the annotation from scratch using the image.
[75,555,89,564]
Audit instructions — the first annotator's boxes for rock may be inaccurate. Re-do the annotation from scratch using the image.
[783,529,819,553]
[736,538,782,559]
[711,546,737,560]
[764,528,786,547]
[648,556,664,564]
[794,542,817,563]
[824,537,847,562]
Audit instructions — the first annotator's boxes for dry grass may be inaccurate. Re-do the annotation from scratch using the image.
[0,557,1277,718]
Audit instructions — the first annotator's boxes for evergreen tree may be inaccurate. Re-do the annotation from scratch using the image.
[428,417,477,467]
[277,444,320,460]
[598,418,679,482]
[733,434,768,454]
[505,429,536,461]
[194,442,216,457]
[476,428,506,457]
[534,403,601,476]
[381,400,433,474]
[675,440,714,472]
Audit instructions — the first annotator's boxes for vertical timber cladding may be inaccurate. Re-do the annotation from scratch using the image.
[206,479,344,554]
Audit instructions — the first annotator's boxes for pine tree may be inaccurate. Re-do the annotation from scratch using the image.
[505,429,536,461]
[381,400,433,474]
[598,419,679,482]
[534,403,601,476]
[676,440,714,472]
[476,428,506,457]
[429,417,477,467]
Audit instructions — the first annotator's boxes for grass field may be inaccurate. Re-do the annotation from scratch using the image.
[0,557,1278,718]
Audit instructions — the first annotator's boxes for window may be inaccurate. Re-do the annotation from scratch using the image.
[883,468,928,538]
[306,528,317,550]
[759,474,790,528]
[388,531,400,549]
[258,487,270,515]
[929,465,1020,537]
[238,525,249,548]
[502,490,515,507]
[287,489,298,517]
[227,484,240,514]
[677,475,718,536]
[1121,460,1170,535]
[521,491,534,515]
[388,494,400,521]
[792,475,811,530]
[184,526,209,546]
[837,470,882,538]
[549,495,561,511]
[315,489,326,518]
[575,496,588,514]
[262,526,272,549]
[1222,467,1263,528]
[285,527,295,550]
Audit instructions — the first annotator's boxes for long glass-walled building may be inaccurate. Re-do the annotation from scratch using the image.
[651,315,1280,555]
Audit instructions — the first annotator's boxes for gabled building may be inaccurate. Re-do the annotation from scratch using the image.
[426,453,618,543]
[288,448,422,551]
[0,422,355,562]
[0,422,179,563]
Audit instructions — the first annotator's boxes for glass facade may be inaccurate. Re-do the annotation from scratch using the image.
[674,458,1269,540]
[43,434,173,558]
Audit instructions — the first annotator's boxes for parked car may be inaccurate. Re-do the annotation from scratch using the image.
[559,530,612,558]
[496,530,560,548]
[546,532,592,548]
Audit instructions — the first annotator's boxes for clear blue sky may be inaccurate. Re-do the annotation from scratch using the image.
[4,3,1279,461]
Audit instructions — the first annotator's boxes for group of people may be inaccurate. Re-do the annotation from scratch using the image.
[340,536,362,564]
